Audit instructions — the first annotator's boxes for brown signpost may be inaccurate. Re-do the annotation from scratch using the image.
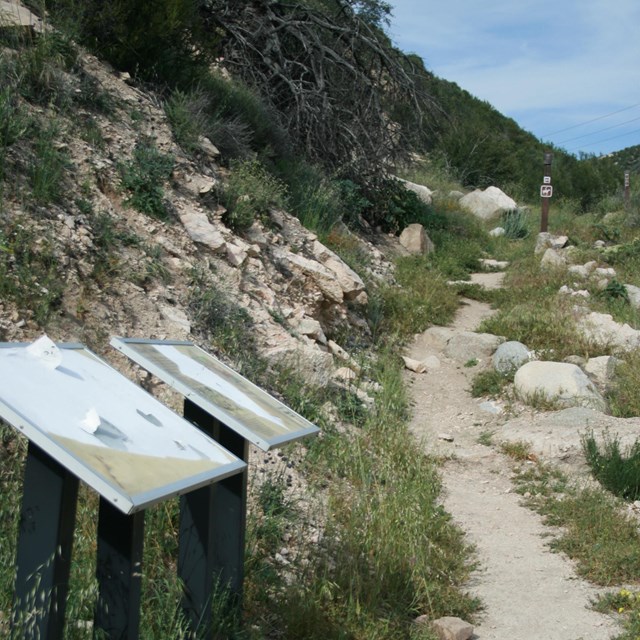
[540,151,553,232]
[625,171,631,207]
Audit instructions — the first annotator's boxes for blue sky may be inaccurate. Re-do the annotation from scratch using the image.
[388,0,640,156]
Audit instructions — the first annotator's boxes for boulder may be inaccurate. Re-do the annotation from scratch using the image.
[514,361,606,411]
[262,339,334,386]
[399,223,434,255]
[540,248,567,270]
[459,186,517,220]
[431,616,474,640]
[489,227,505,237]
[584,355,620,391]
[577,311,640,353]
[444,332,504,363]
[492,341,531,375]
[626,284,640,309]
[179,209,226,251]
[310,240,366,300]
[535,232,569,255]
[394,177,433,205]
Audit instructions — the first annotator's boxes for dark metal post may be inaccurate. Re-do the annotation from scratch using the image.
[94,498,145,640]
[540,151,553,232]
[179,400,248,638]
[625,171,631,207]
[12,442,79,640]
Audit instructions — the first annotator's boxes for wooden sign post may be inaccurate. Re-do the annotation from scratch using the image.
[540,151,553,232]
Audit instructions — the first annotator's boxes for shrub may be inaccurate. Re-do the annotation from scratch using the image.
[165,89,209,155]
[222,160,287,231]
[31,123,70,205]
[501,207,529,239]
[119,139,174,219]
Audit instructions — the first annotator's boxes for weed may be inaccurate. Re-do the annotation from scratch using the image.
[512,459,640,585]
[470,369,511,398]
[583,431,640,501]
[477,430,494,446]
[119,138,174,220]
[607,349,640,417]
[501,208,529,239]
[30,123,69,205]
[594,588,640,639]
[464,358,478,368]
[500,440,534,462]
[164,89,208,155]
[0,221,64,325]
[222,159,287,231]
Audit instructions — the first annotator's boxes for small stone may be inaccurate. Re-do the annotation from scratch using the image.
[402,356,427,373]
[432,616,474,640]
[438,433,454,442]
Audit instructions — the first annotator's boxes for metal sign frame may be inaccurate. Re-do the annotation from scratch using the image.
[110,338,319,451]
[0,342,246,515]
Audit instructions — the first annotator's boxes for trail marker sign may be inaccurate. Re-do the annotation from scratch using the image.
[540,185,553,198]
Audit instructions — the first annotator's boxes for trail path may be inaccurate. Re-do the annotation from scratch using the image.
[406,272,617,640]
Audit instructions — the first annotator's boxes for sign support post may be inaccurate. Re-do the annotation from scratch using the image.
[94,499,145,640]
[12,442,79,640]
[625,171,631,208]
[540,151,553,232]
[179,400,248,638]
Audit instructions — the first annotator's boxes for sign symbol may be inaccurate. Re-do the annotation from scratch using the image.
[540,185,553,198]
[543,176,551,184]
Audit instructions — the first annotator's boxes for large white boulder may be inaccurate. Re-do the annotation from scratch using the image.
[577,311,640,353]
[399,223,434,255]
[514,361,606,411]
[459,186,517,221]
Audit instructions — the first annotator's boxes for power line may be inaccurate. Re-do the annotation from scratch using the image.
[557,114,640,145]
[567,126,640,152]
[542,102,640,138]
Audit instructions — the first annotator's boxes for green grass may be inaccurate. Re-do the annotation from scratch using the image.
[512,459,640,585]
[594,588,640,640]
[583,431,640,501]
[607,349,640,417]
[470,370,511,398]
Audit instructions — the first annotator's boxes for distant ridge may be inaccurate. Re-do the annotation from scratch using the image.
[608,144,640,173]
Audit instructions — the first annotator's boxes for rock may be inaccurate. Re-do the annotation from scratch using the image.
[492,341,531,375]
[594,240,606,248]
[296,317,327,344]
[432,616,474,640]
[158,304,191,335]
[179,209,226,251]
[459,186,517,220]
[438,433,454,442]
[568,262,596,279]
[540,247,567,270]
[399,223,434,255]
[394,177,433,204]
[402,356,427,373]
[198,136,220,159]
[310,241,366,300]
[273,248,344,303]
[422,355,441,370]
[327,340,361,373]
[479,400,503,414]
[0,0,43,34]
[226,242,248,267]
[514,361,606,412]
[626,284,640,309]
[444,332,504,363]
[448,190,465,200]
[489,227,505,237]
[535,232,569,255]
[577,312,640,353]
[179,173,218,197]
[333,367,357,382]
[584,355,620,390]
[479,258,509,270]
[262,340,334,386]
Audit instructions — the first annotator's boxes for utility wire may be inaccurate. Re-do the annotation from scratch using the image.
[557,114,640,145]
[567,126,640,152]
[542,102,640,138]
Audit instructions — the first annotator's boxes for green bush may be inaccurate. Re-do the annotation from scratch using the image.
[31,123,70,205]
[222,160,287,231]
[119,139,174,219]
[501,208,529,239]
[583,431,640,501]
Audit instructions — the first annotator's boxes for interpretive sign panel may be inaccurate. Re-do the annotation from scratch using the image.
[110,338,320,450]
[0,338,245,514]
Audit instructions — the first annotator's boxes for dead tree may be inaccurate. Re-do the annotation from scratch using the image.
[204,0,430,178]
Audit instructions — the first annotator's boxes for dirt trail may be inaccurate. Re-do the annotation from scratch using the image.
[406,272,617,640]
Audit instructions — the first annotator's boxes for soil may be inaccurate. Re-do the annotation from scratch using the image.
[406,271,618,640]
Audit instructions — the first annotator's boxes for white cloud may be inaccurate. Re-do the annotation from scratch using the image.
[389,0,640,151]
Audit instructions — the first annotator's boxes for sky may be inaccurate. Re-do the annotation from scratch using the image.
[388,0,640,156]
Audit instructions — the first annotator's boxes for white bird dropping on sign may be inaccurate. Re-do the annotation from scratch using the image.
[26,334,62,369]
[79,407,100,434]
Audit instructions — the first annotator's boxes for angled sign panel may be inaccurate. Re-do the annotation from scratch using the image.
[0,338,245,514]
[110,338,320,450]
